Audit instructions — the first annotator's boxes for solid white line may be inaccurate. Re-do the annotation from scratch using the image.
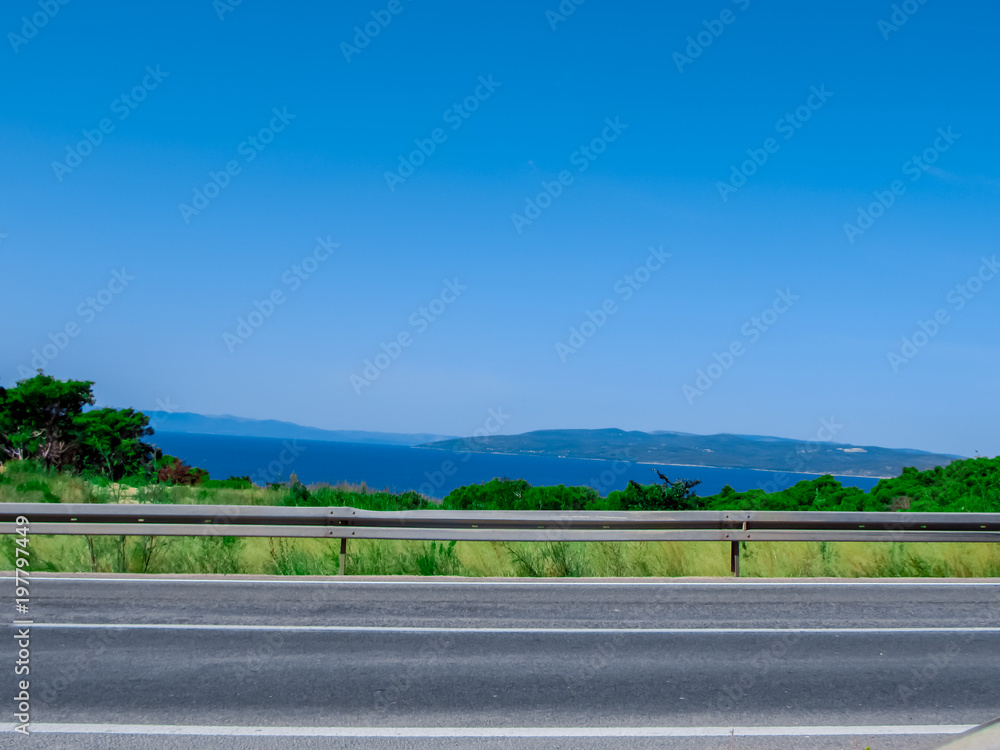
[7,723,977,737]
[17,622,1000,635]
[3,575,998,587]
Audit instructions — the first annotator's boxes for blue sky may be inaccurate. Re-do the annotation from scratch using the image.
[1,0,997,458]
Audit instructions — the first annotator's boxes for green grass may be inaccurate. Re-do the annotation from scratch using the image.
[3,534,999,578]
[2,459,998,577]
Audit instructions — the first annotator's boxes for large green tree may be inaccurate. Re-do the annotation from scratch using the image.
[74,407,155,480]
[0,372,155,478]
[0,373,95,468]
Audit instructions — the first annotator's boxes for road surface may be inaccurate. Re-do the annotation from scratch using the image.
[4,574,999,749]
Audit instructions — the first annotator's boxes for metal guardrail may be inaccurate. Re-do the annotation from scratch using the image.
[1,504,998,575]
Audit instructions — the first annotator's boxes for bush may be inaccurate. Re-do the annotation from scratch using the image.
[608,471,702,511]
[442,478,598,511]
[202,476,253,490]
[156,457,207,486]
[14,479,60,503]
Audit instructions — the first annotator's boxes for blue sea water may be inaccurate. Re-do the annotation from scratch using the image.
[153,432,883,499]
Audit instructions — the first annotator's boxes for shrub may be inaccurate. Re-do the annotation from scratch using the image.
[202,476,253,490]
[15,479,60,503]
[156,458,206,486]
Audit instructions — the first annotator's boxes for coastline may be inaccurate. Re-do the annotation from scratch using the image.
[412,446,894,480]
[634,460,893,480]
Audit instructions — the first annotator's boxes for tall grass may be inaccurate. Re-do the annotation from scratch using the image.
[2,460,998,577]
[3,534,998,578]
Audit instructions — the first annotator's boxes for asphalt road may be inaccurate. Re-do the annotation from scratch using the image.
[4,574,1000,750]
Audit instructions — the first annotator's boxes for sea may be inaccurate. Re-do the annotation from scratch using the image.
[153,432,883,499]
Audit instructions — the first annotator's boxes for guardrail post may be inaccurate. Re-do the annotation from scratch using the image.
[730,540,740,578]
[339,537,347,575]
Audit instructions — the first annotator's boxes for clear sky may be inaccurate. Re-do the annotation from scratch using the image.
[1,0,997,458]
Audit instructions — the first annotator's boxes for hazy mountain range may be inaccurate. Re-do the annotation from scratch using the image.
[422,429,963,478]
[148,413,963,478]
[148,412,455,447]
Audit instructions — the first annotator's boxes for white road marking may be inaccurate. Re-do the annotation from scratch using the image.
[6,723,977,737]
[3,575,999,587]
[17,622,1000,634]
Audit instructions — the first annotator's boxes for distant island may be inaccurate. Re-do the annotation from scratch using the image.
[143,412,963,479]
[420,428,964,478]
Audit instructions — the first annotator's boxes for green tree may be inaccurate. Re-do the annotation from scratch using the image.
[613,470,702,511]
[74,407,155,480]
[0,372,161,481]
[0,372,95,468]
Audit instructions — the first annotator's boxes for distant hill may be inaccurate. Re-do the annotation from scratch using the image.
[420,428,964,478]
[145,412,455,447]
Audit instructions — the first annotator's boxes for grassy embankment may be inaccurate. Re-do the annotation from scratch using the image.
[2,458,999,578]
